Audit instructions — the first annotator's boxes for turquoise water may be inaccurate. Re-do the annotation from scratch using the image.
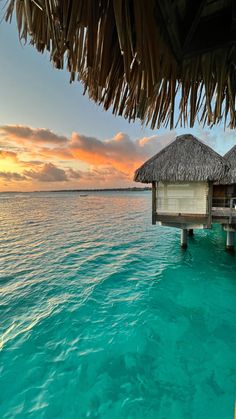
[0,191,235,419]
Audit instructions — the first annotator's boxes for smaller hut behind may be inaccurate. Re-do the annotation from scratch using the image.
[213,145,236,207]
[134,134,228,230]
[225,145,236,184]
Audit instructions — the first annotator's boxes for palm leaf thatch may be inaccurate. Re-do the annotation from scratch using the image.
[223,145,236,184]
[134,134,229,183]
[4,0,236,129]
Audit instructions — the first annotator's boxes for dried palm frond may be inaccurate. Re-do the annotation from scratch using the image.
[4,0,236,129]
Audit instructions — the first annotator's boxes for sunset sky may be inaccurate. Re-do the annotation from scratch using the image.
[1,18,236,192]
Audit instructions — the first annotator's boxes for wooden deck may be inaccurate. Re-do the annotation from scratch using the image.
[155,207,236,228]
[212,207,236,224]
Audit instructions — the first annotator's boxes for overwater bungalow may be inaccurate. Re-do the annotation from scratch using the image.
[4,1,236,249]
[134,134,236,249]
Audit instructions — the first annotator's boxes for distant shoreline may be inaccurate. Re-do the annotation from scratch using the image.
[0,187,151,194]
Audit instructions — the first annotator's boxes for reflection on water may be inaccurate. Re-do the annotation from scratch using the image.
[0,191,235,418]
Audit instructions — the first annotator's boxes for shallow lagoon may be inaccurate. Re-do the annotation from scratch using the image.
[0,191,235,418]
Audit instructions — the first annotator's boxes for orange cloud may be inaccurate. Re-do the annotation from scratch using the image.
[69,132,141,171]
[0,150,18,161]
[68,131,176,173]
[0,124,176,191]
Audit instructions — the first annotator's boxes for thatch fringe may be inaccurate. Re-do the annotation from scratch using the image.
[4,1,236,129]
[134,134,229,183]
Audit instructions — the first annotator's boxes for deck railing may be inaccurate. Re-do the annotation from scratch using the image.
[156,196,236,221]
[156,197,236,211]
[212,197,236,209]
[212,197,236,224]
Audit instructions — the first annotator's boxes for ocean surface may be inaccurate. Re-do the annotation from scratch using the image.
[0,191,235,419]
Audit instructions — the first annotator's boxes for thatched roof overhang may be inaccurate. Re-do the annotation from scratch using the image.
[134,134,229,183]
[4,0,236,129]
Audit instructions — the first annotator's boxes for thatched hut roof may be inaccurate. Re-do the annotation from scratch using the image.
[134,134,229,183]
[4,0,236,130]
[222,145,236,184]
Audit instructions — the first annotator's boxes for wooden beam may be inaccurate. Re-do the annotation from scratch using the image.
[232,0,236,36]
[155,0,182,61]
[184,38,236,59]
[156,214,209,225]
[160,222,208,229]
[182,0,207,52]
[183,7,234,58]
[207,182,213,228]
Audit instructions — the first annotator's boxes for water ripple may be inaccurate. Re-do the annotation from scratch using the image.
[0,191,235,418]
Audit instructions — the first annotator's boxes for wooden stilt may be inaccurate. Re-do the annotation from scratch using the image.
[152,181,157,225]
[188,229,194,236]
[181,229,187,248]
[226,230,234,251]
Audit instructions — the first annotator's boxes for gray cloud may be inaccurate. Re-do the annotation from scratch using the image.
[66,168,83,179]
[0,172,27,181]
[24,163,68,182]
[0,125,68,145]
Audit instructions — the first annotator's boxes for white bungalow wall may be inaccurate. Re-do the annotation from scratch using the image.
[157,182,209,214]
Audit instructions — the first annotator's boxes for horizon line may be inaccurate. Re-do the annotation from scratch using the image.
[0,187,151,194]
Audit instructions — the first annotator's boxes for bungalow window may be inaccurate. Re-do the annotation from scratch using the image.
[156,182,208,215]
